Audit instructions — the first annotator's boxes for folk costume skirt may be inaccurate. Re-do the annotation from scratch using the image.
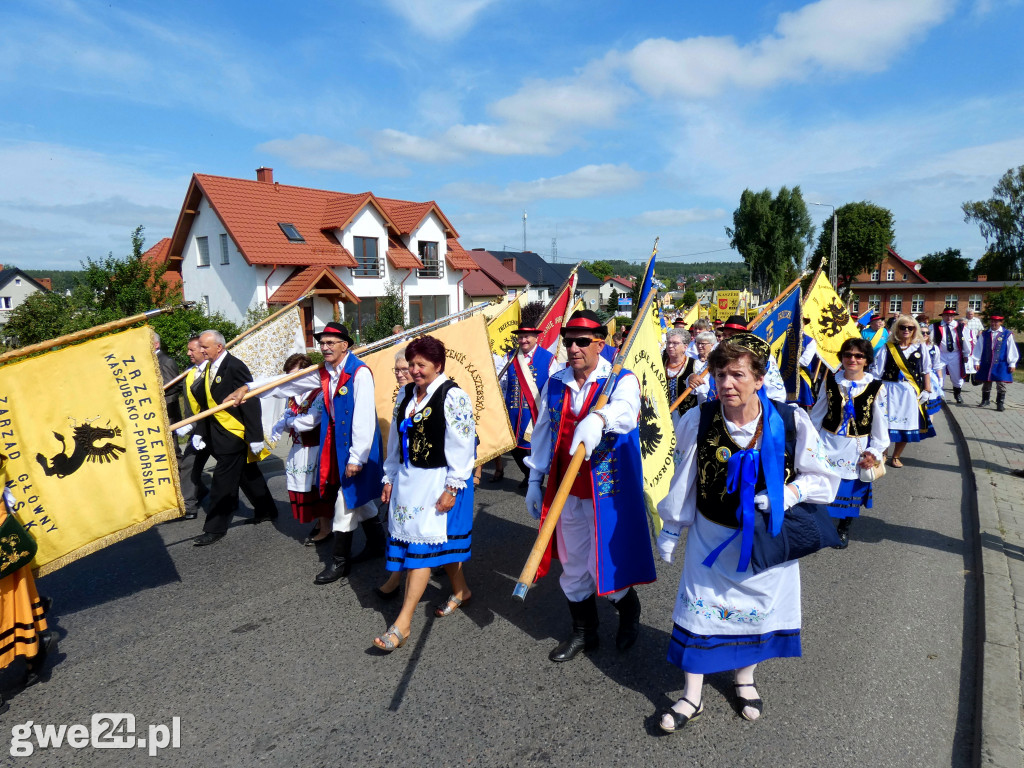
[385,479,474,572]
[0,567,48,669]
[668,512,802,675]
[882,381,935,443]
[826,477,872,519]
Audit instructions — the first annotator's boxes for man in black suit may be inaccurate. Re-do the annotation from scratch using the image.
[191,330,278,546]
[174,336,211,520]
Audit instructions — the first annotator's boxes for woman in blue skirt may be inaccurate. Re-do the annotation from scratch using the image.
[810,337,890,548]
[374,335,476,652]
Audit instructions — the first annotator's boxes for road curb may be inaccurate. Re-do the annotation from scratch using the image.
[942,403,1024,768]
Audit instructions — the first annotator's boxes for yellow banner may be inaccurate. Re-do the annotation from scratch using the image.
[1,326,183,575]
[364,314,515,466]
[623,299,675,534]
[486,296,521,359]
[803,272,860,371]
[716,290,740,314]
[680,303,699,328]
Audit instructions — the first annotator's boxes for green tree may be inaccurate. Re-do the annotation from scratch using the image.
[682,288,698,307]
[917,248,972,281]
[982,285,1024,332]
[362,280,406,343]
[582,260,615,281]
[963,165,1024,279]
[606,288,620,313]
[972,250,1017,281]
[149,308,241,370]
[243,302,273,329]
[726,186,814,297]
[813,201,895,293]
[1,291,73,346]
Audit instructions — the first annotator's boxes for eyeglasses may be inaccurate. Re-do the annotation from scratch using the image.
[319,340,343,347]
[841,352,866,360]
[394,367,410,374]
[898,325,915,331]
[564,337,596,348]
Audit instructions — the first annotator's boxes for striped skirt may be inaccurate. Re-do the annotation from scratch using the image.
[385,484,474,571]
[0,567,48,668]
[827,477,873,518]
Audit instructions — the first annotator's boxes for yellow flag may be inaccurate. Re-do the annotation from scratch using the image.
[803,271,860,370]
[680,302,699,328]
[2,326,183,575]
[486,297,521,358]
[363,314,515,466]
[605,317,617,345]
[622,299,675,534]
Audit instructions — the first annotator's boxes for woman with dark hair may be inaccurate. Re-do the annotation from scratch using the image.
[374,335,476,652]
[655,335,838,731]
[809,337,889,548]
[270,353,333,545]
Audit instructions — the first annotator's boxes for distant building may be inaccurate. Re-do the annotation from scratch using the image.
[462,249,531,307]
[497,251,602,309]
[0,266,51,324]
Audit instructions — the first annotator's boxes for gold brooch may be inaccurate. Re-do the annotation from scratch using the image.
[339,386,348,396]
[423,407,432,418]
[716,447,732,463]
[413,412,423,423]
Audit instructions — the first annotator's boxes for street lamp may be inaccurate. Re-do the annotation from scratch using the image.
[810,202,838,288]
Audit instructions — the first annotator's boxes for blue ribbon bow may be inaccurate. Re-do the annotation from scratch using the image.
[840,381,856,436]
[397,416,415,467]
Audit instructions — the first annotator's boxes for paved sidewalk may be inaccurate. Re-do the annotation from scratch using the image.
[943,379,1024,768]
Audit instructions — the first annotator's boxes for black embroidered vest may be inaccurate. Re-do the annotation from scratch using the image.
[666,357,697,415]
[881,345,925,386]
[695,402,795,528]
[397,380,457,469]
[820,374,883,436]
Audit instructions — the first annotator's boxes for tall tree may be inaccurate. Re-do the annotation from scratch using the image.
[917,248,972,282]
[813,201,895,293]
[982,285,1024,332]
[582,260,615,281]
[972,250,1017,281]
[726,185,814,297]
[963,165,1024,279]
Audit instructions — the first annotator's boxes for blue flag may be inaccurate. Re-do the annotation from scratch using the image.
[856,308,874,327]
[638,252,656,308]
[749,287,802,400]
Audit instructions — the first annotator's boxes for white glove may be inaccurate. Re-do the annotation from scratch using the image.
[753,493,770,512]
[656,529,679,563]
[175,424,194,438]
[918,389,932,404]
[249,441,266,455]
[270,415,289,443]
[757,488,800,511]
[525,481,544,520]
[570,412,605,460]
[191,434,206,451]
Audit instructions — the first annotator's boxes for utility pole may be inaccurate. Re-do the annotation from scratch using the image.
[522,210,527,252]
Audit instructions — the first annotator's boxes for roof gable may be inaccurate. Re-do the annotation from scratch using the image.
[0,268,49,293]
[887,246,928,283]
[376,197,459,238]
[468,250,529,288]
[267,265,360,305]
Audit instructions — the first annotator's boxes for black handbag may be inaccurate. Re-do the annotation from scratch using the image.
[750,501,841,574]
[0,512,37,579]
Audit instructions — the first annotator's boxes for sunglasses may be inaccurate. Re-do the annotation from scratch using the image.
[898,325,915,331]
[841,352,866,360]
[564,337,597,348]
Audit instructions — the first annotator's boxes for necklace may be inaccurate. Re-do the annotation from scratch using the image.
[724,404,764,449]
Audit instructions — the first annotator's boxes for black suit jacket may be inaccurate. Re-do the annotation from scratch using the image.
[193,353,264,455]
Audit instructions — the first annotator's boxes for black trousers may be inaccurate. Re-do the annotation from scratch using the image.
[203,450,277,534]
[178,446,210,515]
[510,446,531,477]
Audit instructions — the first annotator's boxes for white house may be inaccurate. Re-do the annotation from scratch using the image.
[153,168,479,344]
[599,276,634,306]
[0,267,50,324]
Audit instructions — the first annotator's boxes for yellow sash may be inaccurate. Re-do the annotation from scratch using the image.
[204,370,271,462]
[871,327,886,349]
[888,342,928,420]
[185,366,202,417]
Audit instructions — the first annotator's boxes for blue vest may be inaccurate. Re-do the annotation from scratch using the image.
[978,328,1014,382]
[318,353,384,509]
[543,371,657,596]
[505,346,554,448]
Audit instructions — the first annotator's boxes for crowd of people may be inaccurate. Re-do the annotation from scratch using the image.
[2,300,1015,727]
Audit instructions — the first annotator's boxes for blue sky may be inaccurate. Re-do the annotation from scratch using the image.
[3,0,1023,271]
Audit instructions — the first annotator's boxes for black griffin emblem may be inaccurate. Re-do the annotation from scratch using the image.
[817,299,851,338]
[35,417,126,478]
[637,370,663,460]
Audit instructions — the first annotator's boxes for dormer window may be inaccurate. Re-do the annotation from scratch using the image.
[278,223,305,242]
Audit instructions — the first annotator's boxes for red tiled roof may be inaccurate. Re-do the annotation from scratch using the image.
[376,197,459,237]
[386,235,424,269]
[463,269,504,297]
[445,238,479,270]
[141,237,182,290]
[606,275,634,289]
[267,265,360,305]
[468,250,529,288]
[887,246,929,283]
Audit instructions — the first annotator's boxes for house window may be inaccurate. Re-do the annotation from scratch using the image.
[417,241,442,279]
[0,297,11,310]
[945,294,958,311]
[408,294,449,326]
[851,296,860,314]
[220,233,230,265]
[969,294,982,311]
[912,294,924,313]
[889,294,902,314]
[200,295,210,315]
[507,288,517,300]
[868,294,881,311]
[870,269,880,281]
[14,278,21,286]
[353,236,381,278]
[886,269,895,281]
[278,223,305,242]
[197,236,210,267]
[902,272,908,281]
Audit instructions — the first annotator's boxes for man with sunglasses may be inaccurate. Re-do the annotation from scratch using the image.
[524,310,656,663]
[971,314,1018,411]
[932,307,974,404]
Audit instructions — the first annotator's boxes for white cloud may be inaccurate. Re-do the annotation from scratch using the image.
[631,208,728,228]
[257,134,407,176]
[374,129,464,163]
[443,164,644,205]
[382,0,499,39]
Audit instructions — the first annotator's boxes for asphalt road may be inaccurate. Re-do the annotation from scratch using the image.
[4,408,977,767]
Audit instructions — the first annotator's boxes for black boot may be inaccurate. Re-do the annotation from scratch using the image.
[953,387,963,404]
[833,518,852,549]
[351,517,387,563]
[980,392,991,407]
[997,393,1006,412]
[611,587,641,652]
[25,631,57,686]
[314,531,353,584]
[549,595,599,662]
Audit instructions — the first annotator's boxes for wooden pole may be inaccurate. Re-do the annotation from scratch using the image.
[0,304,192,366]
[512,288,657,601]
[746,273,805,329]
[668,367,709,413]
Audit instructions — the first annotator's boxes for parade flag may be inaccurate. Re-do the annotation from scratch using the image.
[856,308,874,327]
[679,302,699,328]
[364,314,515,466]
[1,326,183,575]
[749,285,802,400]
[537,270,578,351]
[803,271,860,371]
[486,296,522,358]
[621,297,675,534]
[231,306,307,446]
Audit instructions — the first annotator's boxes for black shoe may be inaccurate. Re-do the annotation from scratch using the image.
[549,595,599,662]
[27,631,57,675]
[314,558,351,584]
[833,519,851,549]
[997,397,1006,412]
[245,513,278,525]
[487,472,504,483]
[611,587,641,652]
[351,518,386,563]
[518,477,529,490]
[953,387,963,404]
[375,585,403,601]
[193,532,224,547]
[39,595,53,615]
[184,511,198,520]
[979,398,991,407]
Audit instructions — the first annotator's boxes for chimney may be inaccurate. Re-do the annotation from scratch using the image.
[256,167,274,184]
[38,277,52,291]
[503,257,517,272]
[977,274,988,282]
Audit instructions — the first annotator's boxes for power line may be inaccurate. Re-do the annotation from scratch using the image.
[659,247,738,260]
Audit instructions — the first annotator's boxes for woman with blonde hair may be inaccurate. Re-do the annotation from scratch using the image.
[871,314,934,468]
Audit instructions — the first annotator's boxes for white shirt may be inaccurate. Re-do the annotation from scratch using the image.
[809,371,890,476]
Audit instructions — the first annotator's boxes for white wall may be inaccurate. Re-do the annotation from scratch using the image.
[0,274,45,322]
